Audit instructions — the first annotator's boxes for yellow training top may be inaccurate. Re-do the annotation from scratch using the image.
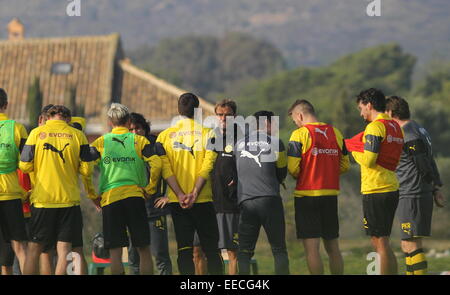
[352,113,401,194]
[90,127,162,207]
[19,120,93,208]
[288,122,350,197]
[156,118,217,203]
[0,113,28,201]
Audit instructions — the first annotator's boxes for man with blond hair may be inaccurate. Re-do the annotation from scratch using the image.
[89,103,161,275]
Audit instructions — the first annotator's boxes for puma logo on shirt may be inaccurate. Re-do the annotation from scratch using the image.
[315,128,328,140]
[112,137,127,148]
[240,149,266,168]
[173,140,198,158]
[43,143,70,163]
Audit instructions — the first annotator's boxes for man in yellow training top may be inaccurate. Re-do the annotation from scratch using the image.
[287,99,350,275]
[89,103,162,275]
[156,93,224,275]
[20,105,96,275]
[347,88,404,275]
[0,88,28,274]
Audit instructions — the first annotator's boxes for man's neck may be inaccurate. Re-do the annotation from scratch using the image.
[369,111,382,122]
[393,118,410,127]
[303,115,319,124]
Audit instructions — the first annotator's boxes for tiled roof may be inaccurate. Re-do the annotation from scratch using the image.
[119,60,215,130]
[0,33,122,126]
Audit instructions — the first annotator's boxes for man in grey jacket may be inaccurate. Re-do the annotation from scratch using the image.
[386,96,445,275]
[234,110,289,275]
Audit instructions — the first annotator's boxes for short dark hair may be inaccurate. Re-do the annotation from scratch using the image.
[178,93,199,118]
[215,99,237,115]
[356,88,386,112]
[130,112,151,137]
[0,88,8,109]
[288,99,315,116]
[386,96,410,120]
[40,104,54,117]
[47,105,71,120]
[254,110,274,129]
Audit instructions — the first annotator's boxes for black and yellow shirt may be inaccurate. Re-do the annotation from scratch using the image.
[352,113,402,194]
[288,122,350,197]
[90,127,162,207]
[0,113,28,201]
[156,118,217,203]
[19,120,94,208]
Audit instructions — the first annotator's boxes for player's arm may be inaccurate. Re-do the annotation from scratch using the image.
[335,128,350,174]
[276,140,288,184]
[19,130,36,173]
[193,133,218,197]
[15,123,28,153]
[155,133,185,200]
[405,138,440,184]
[139,136,162,195]
[78,133,96,177]
[352,122,384,168]
[287,131,302,178]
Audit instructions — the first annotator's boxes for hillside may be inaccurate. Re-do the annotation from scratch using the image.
[0,0,449,66]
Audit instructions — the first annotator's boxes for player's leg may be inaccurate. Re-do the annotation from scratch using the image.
[55,241,72,275]
[302,238,323,274]
[237,199,261,275]
[321,196,343,275]
[71,206,87,275]
[109,247,125,275]
[323,239,343,275]
[371,236,397,275]
[193,244,207,275]
[363,192,399,275]
[261,197,289,275]
[24,206,54,275]
[399,195,432,275]
[0,199,29,272]
[23,242,44,275]
[169,203,196,275]
[295,196,321,274]
[102,200,128,275]
[39,247,55,275]
[195,203,224,275]
[0,230,15,275]
[150,215,172,275]
[125,197,153,275]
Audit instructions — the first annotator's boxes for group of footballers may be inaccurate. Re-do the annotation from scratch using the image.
[0,86,445,275]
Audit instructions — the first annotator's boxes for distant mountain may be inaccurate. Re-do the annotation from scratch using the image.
[0,0,449,66]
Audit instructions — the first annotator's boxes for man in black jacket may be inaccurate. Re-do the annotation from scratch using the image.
[127,113,172,275]
[211,99,243,275]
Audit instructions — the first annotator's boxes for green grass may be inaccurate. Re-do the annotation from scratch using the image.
[85,236,450,275]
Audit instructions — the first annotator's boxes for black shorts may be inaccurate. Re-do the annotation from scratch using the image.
[294,196,339,240]
[362,191,399,237]
[42,206,84,252]
[0,226,15,266]
[0,199,28,242]
[29,205,82,246]
[397,194,433,240]
[102,197,150,249]
[217,213,239,250]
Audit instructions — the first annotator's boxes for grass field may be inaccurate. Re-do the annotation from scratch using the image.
[87,229,450,275]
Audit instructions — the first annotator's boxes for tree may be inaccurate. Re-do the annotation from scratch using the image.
[26,77,43,130]
[64,85,84,117]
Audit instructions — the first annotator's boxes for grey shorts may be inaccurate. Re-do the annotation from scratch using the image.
[216,212,239,250]
[396,193,433,240]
